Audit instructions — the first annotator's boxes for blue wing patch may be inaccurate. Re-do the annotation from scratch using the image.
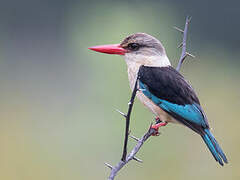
[139,81,205,126]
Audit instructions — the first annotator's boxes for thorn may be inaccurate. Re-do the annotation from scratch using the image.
[128,130,131,135]
[104,162,113,169]
[181,54,187,61]
[177,43,183,48]
[130,135,140,142]
[115,109,127,118]
[186,52,196,58]
[133,156,143,163]
[173,26,184,33]
[187,16,192,23]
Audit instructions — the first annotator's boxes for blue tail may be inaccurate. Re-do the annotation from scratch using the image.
[202,129,228,166]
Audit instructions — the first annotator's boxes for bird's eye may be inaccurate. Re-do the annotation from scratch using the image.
[128,43,140,51]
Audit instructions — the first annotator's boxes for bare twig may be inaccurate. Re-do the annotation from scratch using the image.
[106,16,194,180]
[175,16,195,72]
[121,75,139,161]
[106,126,158,180]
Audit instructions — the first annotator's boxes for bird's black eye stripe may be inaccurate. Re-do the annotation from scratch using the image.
[127,43,140,51]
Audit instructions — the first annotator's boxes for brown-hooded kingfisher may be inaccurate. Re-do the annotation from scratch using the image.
[89,33,228,166]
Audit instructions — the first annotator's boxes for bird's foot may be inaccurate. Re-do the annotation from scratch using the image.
[151,117,168,136]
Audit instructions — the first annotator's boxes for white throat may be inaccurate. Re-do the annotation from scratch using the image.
[124,53,171,67]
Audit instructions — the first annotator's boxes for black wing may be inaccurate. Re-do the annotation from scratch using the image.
[138,65,209,134]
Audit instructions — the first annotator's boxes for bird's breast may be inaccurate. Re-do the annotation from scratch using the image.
[136,91,177,123]
[127,63,177,123]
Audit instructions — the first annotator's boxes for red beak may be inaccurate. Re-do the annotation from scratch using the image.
[88,44,126,55]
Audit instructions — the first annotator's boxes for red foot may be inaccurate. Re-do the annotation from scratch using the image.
[151,120,168,136]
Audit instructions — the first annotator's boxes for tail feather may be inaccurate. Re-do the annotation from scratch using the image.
[202,129,228,166]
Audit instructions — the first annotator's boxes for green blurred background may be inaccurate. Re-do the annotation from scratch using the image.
[0,0,239,179]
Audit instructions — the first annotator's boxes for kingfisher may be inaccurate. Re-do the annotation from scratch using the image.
[88,33,228,166]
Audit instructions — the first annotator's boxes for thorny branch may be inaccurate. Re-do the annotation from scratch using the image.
[106,126,158,180]
[121,74,139,161]
[105,16,195,180]
[175,16,195,71]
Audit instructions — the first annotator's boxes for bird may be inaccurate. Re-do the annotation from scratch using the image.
[88,32,228,166]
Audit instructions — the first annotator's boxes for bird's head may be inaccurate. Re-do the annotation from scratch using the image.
[89,33,170,67]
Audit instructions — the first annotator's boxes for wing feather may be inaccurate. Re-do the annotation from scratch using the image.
[138,66,209,134]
